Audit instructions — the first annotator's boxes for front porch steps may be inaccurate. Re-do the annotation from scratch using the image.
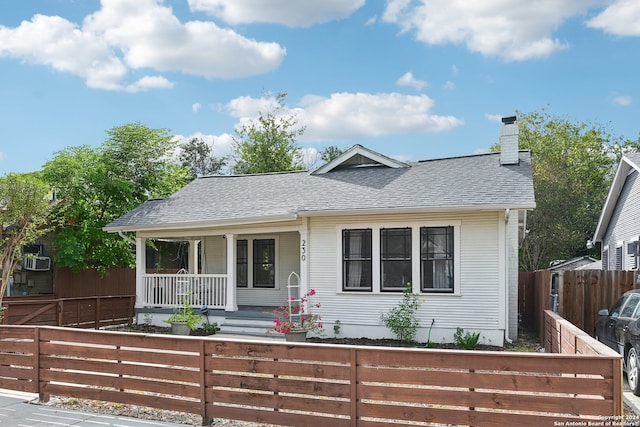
[218,317,281,338]
[217,306,282,339]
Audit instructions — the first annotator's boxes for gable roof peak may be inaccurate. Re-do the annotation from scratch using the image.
[312,144,409,175]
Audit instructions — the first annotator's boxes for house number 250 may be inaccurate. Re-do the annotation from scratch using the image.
[301,240,306,261]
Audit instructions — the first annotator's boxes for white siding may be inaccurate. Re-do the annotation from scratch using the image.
[307,211,507,345]
[603,171,640,270]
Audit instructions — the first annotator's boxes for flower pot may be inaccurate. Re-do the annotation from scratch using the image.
[285,329,308,342]
[171,321,191,336]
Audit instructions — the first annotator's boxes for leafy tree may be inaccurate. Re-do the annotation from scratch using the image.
[42,123,188,273]
[320,145,347,163]
[0,173,51,304]
[179,137,226,180]
[232,93,306,174]
[494,110,639,270]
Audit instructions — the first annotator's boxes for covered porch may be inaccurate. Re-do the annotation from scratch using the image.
[133,222,309,313]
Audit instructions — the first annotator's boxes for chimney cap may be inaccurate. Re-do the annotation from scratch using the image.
[501,116,516,124]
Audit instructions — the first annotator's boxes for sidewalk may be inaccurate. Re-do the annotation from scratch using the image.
[0,389,193,427]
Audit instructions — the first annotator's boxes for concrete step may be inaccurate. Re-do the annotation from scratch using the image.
[219,318,280,338]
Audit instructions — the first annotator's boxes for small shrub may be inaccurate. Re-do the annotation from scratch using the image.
[454,327,480,350]
[333,320,341,337]
[202,322,220,335]
[142,312,153,326]
[381,283,420,342]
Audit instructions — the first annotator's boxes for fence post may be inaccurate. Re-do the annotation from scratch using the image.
[200,339,211,426]
[35,327,48,402]
[57,300,63,326]
[95,297,101,329]
[350,347,357,427]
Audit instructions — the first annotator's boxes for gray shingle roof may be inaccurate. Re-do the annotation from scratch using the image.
[104,150,535,232]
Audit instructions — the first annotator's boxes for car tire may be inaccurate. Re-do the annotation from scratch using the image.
[627,348,640,396]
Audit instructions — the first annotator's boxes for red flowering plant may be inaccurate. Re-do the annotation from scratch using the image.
[271,289,323,334]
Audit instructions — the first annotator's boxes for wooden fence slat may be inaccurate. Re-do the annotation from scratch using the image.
[521,269,640,339]
[208,374,351,397]
[0,324,624,424]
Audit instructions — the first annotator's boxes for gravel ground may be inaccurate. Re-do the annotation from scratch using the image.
[41,396,278,426]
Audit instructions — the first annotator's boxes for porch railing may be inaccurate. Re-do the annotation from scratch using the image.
[142,274,227,309]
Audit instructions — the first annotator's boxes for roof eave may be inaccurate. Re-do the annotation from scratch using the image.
[593,156,638,242]
[103,212,299,234]
[296,204,536,218]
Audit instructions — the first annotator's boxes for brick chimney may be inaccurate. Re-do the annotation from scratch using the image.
[500,116,519,165]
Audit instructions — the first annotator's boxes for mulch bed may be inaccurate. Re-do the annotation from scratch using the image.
[109,323,541,351]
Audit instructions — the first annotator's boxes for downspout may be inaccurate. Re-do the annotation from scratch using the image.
[504,209,513,344]
[118,231,136,246]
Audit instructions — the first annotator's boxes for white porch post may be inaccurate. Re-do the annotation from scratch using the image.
[225,233,238,311]
[188,239,200,273]
[135,236,146,309]
[299,220,309,296]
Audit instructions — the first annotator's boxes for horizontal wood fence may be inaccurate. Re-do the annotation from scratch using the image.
[0,324,622,426]
[520,270,640,337]
[54,267,135,298]
[1,295,134,328]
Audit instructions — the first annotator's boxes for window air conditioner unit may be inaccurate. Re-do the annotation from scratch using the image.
[23,256,51,271]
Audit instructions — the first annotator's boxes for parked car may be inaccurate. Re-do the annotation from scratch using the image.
[594,289,640,395]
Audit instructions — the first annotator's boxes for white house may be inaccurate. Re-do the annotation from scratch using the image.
[592,152,640,271]
[104,118,535,345]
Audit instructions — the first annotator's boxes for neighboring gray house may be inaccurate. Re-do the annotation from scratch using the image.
[104,119,535,345]
[549,256,600,272]
[593,153,640,271]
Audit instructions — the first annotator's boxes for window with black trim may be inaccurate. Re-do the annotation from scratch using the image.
[381,228,412,291]
[342,229,372,291]
[421,226,454,292]
[253,239,275,288]
[237,239,248,287]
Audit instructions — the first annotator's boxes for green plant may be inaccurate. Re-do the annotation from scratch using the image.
[381,283,420,342]
[164,294,203,331]
[142,312,153,327]
[425,318,435,348]
[333,320,341,337]
[454,327,480,350]
[202,322,220,335]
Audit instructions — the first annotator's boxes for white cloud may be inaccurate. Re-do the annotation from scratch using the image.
[451,64,459,75]
[382,0,601,61]
[192,103,202,113]
[485,114,503,123]
[587,0,640,36]
[443,81,456,90]
[0,0,285,91]
[226,92,463,142]
[396,71,428,91]
[611,94,632,106]
[188,0,364,27]
[174,132,235,161]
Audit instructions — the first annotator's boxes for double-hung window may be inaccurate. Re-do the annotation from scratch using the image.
[380,228,412,291]
[236,239,248,287]
[342,229,372,291]
[253,239,275,288]
[421,226,454,293]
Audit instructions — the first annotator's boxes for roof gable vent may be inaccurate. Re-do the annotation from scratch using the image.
[312,144,408,175]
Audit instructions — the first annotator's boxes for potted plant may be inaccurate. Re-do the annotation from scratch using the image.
[164,294,203,335]
[270,289,323,341]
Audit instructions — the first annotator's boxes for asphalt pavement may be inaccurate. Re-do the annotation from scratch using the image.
[0,390,190,427]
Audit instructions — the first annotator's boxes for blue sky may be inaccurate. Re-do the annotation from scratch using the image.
[1,0,639,175]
